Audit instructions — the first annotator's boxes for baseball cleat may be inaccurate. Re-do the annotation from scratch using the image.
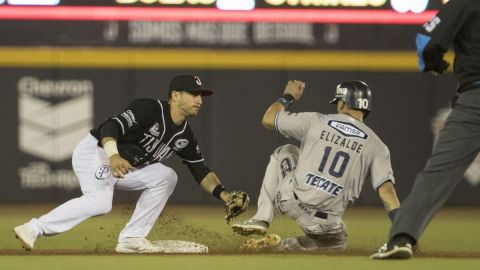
[14,224,38,251]
[115,238,164,253]
[241,234,282,251]
[232,219,269,236]
[370,243,413,259]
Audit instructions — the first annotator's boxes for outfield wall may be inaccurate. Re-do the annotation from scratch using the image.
[1,61,478,205]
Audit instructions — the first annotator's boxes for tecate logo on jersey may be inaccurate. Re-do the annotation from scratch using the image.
[305,173,344,197]
[17,76,93,190]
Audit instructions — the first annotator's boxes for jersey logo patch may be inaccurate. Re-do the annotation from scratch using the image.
[174,139,189,151]
[95,165,111,180]
[149,122,160,137]
[305,173,344,197]
[328,120,368,139]
[121,110,137,127]
[423,16,441,33]
[280,158,294,178]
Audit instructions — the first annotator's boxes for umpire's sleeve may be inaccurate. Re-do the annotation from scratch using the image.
[416,0,470,72]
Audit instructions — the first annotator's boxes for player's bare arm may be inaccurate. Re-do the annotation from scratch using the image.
[199,172,228,201]
[101,137,134,179]
[199,172,249,224]
[377,180,400,213]
[262,80,305,129]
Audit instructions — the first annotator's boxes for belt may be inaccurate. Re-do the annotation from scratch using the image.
[293,191,328,219]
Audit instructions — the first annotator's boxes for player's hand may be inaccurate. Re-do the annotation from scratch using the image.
[109,154,134,178]
[283,80,305,101]
[425,60,449,75]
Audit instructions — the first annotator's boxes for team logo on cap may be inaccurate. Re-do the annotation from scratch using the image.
[194,76,202,86]
[335,86,348,98]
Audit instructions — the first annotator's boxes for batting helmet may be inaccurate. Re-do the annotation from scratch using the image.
[329,80,372,114]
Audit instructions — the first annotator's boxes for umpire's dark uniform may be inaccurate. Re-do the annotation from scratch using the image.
[391,0,480,243]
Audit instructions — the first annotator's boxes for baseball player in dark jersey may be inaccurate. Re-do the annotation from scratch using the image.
[13,75,247,253]
[232,80,401,251]
[371,0,480,259]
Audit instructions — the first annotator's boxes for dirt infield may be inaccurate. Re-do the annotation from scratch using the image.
[1,204,480,259]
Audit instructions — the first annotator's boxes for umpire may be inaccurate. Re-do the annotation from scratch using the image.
[371,0,480,259]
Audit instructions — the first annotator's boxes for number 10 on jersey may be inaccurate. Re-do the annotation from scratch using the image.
[318,146,350,178]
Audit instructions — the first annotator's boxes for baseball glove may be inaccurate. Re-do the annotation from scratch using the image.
[224,191,249,224]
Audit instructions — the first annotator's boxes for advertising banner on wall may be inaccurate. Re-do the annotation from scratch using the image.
[0,20,418,50]
[1,68,478,205]
[17,76,93,190]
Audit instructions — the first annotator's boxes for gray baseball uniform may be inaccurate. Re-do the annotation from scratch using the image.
[252,111,394,250]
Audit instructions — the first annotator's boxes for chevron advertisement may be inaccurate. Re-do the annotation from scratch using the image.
[17,76,93,190]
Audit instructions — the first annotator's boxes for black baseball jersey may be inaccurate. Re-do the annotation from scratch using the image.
[416,0,480,90]
[91,99,205,168]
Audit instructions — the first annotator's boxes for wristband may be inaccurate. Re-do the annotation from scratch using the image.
[212,185,226,201]
[103,140,119,158]
[388,208,399,222]
[277,94,295,110]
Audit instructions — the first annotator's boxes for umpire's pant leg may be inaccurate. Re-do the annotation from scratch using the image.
[390,89,480,242]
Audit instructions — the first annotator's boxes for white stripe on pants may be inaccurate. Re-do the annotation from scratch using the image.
[28,134,177,241]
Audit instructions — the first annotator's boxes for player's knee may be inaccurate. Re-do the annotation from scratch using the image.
[85,193,113,215]
[97,200,113,215]
[164,168,178,191]
[150,166,177,191]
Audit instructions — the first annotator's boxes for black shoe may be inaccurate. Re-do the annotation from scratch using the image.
[370,242,413,259]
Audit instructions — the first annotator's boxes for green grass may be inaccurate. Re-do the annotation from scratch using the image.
[1,204,480,270]
[2,255,480,270]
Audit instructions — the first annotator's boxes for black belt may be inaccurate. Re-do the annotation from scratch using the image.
[293,191,328,219]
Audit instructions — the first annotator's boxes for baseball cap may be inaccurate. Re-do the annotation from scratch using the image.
[168,75,213,97]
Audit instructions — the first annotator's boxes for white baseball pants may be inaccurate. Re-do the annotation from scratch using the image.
[252,144,347,251]
[27,134,177,241]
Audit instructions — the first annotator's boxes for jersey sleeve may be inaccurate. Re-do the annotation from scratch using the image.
[275,111,316,141]
[177,136,205,164]
[369,146,395,190]
[177,137,211,183]
[112,99,160,136]
[416,0,470,72]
